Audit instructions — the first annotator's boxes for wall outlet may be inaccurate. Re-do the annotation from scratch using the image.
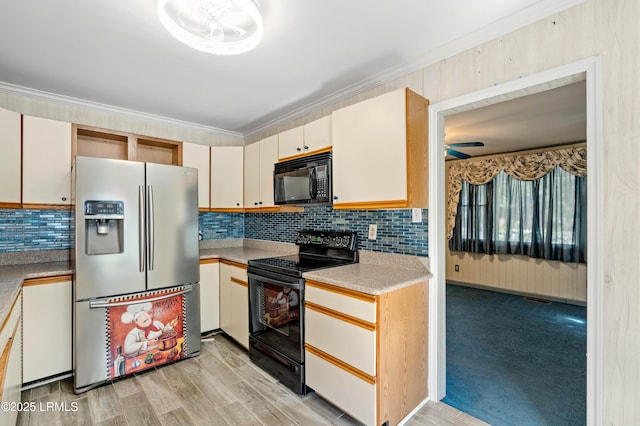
[368,224,377,240]
[455,264,460,272]
[411,208,422,223]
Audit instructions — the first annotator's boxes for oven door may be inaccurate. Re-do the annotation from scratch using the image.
[247,270,304,363]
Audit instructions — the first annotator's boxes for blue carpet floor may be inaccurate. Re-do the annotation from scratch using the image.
[442,284,587,426]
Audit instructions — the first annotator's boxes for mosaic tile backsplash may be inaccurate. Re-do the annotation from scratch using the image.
[245,206,428,257]
[0,207,428,257]
[0,209,74,252]
[199,212,244,240]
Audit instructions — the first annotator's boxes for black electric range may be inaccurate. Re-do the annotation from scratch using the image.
[248,230,358,278]
[246,230,358,395]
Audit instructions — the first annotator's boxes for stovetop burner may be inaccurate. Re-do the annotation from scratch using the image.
[248,230,358,278]
[248,254,354,277]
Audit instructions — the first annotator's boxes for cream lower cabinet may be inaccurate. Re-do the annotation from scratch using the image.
[305,279,428,426]
[200,259,220,333]
[0,291,22,426]
[22,276,72,384]
[0,107,21,207]
[219,261,249,349]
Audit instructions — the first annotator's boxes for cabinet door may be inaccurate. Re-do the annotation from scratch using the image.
[303,115,332,154]
[22,116,72,206]
[200,260,220,332]
[332,88,407,206]
[229,273,249,349]
[278,126,304,160]
[211,146,244,209]
[183,143,211,209]
[258,135,278,208]
[220,263,248,349]
[0,107,21,206]
[23,277,72,383]
[219,263,231,332]
[1,293,22,426]
[244,142,260,208]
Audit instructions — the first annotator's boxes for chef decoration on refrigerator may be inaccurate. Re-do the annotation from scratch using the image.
[107,289,186,379]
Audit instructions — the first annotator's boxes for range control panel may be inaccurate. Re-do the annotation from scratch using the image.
[295,230,357,250]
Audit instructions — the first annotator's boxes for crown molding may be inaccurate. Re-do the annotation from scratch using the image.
[0,81,243,139]
[242,0,586,139]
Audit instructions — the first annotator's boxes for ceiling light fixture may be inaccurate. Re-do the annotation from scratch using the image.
[157,0,263,55]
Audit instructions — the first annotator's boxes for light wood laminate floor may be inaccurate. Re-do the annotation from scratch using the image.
[17,334,487,426]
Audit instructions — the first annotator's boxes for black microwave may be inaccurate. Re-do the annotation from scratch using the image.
[274,152,332,205]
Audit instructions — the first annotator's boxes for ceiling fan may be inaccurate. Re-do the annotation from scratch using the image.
[444,141,485,159]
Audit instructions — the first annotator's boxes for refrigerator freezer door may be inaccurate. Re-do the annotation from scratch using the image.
[75,157,146,300]
[73,284,201,393]
[145,163,200,290]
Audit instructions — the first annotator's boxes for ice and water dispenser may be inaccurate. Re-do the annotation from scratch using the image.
[84,200,125,255]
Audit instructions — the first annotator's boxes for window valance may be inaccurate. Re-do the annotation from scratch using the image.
[447,146,587,239]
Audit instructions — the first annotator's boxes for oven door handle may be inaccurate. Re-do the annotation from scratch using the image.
[247,272,302,290]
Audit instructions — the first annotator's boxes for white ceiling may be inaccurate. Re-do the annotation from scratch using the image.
[0,0,582,138]
[444,80,586,159]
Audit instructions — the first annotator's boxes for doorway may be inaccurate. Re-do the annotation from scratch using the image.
[427,57,602,423]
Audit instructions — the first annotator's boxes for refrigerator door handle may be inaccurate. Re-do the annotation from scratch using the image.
[88,286,193,309]
[147,185,155,271]
[138,185,145,272]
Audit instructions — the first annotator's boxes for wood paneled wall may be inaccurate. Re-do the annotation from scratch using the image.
[446,249,587,304]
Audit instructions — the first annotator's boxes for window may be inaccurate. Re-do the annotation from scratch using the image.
[450,167,586,263]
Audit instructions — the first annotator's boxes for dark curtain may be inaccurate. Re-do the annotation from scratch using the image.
[449,168,587,263]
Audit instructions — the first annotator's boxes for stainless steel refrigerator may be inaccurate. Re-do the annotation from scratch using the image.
[73,156,201,393]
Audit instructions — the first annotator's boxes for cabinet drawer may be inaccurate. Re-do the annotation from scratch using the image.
[306,349,376,426]
[230,267,247,283]
[305,304,376,375]
[306,280,376,322]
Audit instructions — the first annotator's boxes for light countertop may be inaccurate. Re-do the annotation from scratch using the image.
[0,240,431,330]
[304,262,430,295]
[0,261,73,331]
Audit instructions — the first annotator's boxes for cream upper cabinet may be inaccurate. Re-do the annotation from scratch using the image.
[0,107,21,206]
[244,142,260,208]
[244,135,278,209]
[182,142,210,209]
[22,115,72,207]
[278,126,304,160]
[303,115,332,153]
[331,88,428,209]
[211,146,244,209]
[278,116,332,161]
